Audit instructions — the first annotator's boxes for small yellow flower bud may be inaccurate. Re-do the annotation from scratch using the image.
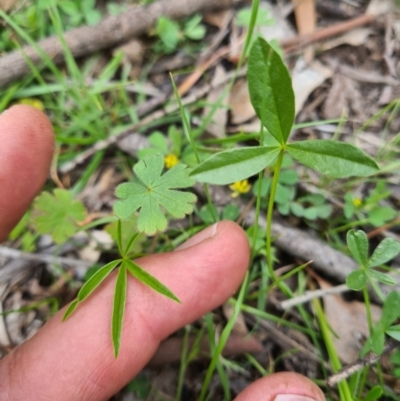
[352,198,362,207]
[229,179,252,197]
[164,154,179,169]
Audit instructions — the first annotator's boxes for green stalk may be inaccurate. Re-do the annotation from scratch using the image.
[265,149,284,283]
[313,297,353,401]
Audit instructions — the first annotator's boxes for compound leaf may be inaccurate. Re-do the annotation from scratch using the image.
[114,153,196,236]
[368,238,400,268]
[125,259,180,303]
[112,263,127,358]
[286,140,379,178]
[248,37,295,144]
[190,146,280,185]
[33,189,86,243]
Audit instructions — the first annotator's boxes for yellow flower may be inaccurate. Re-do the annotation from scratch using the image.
[229,179,252,198]
[352,198,362,207]
[164,153,179,169]
[17,98,44,111]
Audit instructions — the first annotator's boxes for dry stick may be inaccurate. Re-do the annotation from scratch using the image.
[281,13,375,52]
[0,0,242,88]
[326,338,400,387]
[0,246,91,270]
[59,67,246,174]
[244,313,331,370]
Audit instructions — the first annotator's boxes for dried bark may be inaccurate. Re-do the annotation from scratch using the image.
[0,0,242,88]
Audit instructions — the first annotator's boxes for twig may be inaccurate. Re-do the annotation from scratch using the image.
[59,67,246,174]
[326,338,400,387]
[0,246,91,270]
[244,313,331,370]
[0,0,242,88]
[280,13,375,53]
[279,284,350,310]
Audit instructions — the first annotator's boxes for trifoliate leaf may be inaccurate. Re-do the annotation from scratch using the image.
[33,189,86,243]
[114,153,196,236]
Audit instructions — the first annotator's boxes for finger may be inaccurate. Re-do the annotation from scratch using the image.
[0,105,54,242]
[234,372,325,401]
[0,221,250,401]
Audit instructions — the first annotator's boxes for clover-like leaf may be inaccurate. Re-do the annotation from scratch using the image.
[33,188,86,243]
[114,153,197,236]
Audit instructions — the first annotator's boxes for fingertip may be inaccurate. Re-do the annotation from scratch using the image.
[0,104,54,241]
[234,372,325,401]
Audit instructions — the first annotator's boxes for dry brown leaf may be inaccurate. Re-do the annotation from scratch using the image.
[229,79,255,125]
[292,59,332,116]
[317,277,381,364]
[323,74,350,120]
[203,9,231,28]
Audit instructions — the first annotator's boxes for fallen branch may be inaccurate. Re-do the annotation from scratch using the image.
[0,0,242,88]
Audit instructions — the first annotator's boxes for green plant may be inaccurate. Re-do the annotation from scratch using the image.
[63,153,200,356]
[343,181,397,228]
[345,229,400,357]
[155,14,206,54]
[183,37,379,401]
[32,188,87,244]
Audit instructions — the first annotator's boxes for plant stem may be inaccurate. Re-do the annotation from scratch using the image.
[265,149,284,283]
[363,286,373,335]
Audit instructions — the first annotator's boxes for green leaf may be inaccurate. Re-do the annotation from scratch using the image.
[222,204,240,221]
[286,140,379,178]
[112,264,128,358]
[156,16,180,52]
[368,207,397,226]
[184,15,206,40]
[77,260,121,302]
[368,238,400,267]
[125,259,180,303]
[190,146,280,185]
[347,229,369,267]
[62,300,79,321]
[114,153,197,236]
[33,189,86,243]
[278,169,298,185]
[346,270,367,291]
[381,291,400,328]
[248,37,295,144]
[386,324,400,342]
[368,270,397,286]
[371,325,385,355]
[364,385,383,401]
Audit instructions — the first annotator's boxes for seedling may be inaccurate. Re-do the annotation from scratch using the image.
[155,14,206,54]
[63,153,198,356]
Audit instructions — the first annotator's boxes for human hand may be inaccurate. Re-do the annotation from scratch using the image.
[0,105,325,401]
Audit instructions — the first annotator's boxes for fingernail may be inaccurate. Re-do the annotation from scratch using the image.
[175,223,218,251]
[274,395,317,401]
